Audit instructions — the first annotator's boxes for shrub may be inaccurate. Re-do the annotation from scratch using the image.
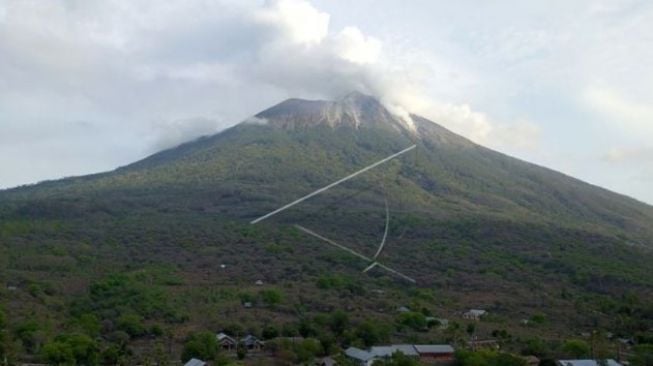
[181,331,219,363]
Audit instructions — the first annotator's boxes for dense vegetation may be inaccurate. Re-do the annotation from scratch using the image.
[1,95,652,364]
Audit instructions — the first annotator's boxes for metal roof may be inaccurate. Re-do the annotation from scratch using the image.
[345,347,374,361]
[184,358,206,366]
[558,360,622,366]
[413,344,455,354]
[370,345,419,357]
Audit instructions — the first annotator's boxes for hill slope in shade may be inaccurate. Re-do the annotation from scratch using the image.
[1,92,652,363]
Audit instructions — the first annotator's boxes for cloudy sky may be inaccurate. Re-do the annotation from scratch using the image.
[1,0,652,204]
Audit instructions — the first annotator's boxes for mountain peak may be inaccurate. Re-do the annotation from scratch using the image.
[338,90,377,104]
[251,92,413,134]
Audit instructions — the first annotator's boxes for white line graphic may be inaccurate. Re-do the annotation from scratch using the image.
[294,225,371,262]
[372,196,390,260]
[250,145,416,224]
[294,224,416,283]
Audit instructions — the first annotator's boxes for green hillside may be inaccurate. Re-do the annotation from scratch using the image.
[1,93,652,364]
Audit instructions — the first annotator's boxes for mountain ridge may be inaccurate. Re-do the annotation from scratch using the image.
[1,93,652,249]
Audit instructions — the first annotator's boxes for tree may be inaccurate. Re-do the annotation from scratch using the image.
[630,344,653,366]
[455,350,526,366]
[236,343,247,360]
[42,334,99,366]
[0,309,6,361]
[42,341,75,366]
[562,339,590,358]
[397,312,427,331]
[373,351,419,366]
[294,338,322,363]
[356,321,389,347]
[117,313,145,337]
[260,289,282,306]
[262,325,279,340]
[329,310,349,336]
[73,314,101,337]
[181,332,219,363]
[521,337,548,358]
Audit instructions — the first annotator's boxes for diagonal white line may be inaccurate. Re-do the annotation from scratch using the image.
[363,261,378,273]
[294,224,372,261]
[250,144,416,224]
[294,224,416,284]
[375,262,416,283]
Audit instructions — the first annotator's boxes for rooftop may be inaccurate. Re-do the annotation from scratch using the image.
[183,358,206,366]
[413,344,455,354]
[557,360,622,366]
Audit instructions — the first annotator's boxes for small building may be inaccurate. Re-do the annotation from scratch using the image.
[346,344,455,365]
[216,332,237,350]
[255,280,264,286]
[462,309,487,321]
[413,345,455,362]
[243,301,253,308]
[316,356,337,366]
[370,344,419,358]
[344,347,376,366]
[557,360,622,366]
[617,338,634,346]
[467,339,499,350]
[397,306,411,313]
[184,358,206,366]
[241,334,265,351]
[524,355,540,366]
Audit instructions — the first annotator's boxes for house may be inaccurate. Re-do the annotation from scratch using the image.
[370,344,419,358]
[413,345,455,363]
[617,338,634,346]
[345,347,376,366]
[462,309,487,321]
[524,355,540,366]
[316,356,337,366]
[346,344,455,365]
[467,339,499,350]
[240,334,265,351]
[184,358,206,366]
[216,332,237,351]
[557,360,623,366]
[397,306,410,313]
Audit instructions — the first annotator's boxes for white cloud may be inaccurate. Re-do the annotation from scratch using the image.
[583,86,653,136]
[149,117,223,151]
[256,0,330,45]
[332,26,382,64]
[603,146,653,163]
